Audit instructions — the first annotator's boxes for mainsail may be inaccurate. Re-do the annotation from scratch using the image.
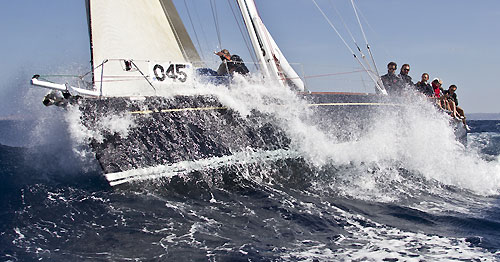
[86,0,201,96]
[33,0,306,96]
[236,0,305,91]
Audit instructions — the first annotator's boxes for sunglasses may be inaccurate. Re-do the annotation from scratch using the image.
[403,68,410,71]
[389,67,396,70]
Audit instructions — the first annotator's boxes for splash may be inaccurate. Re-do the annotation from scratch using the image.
[187,79,500,196]
[122,77,500,195]
[211,80,500,195]
[18,69,500,196]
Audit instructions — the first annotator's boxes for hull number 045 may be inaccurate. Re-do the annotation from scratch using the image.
[151,63,191,83]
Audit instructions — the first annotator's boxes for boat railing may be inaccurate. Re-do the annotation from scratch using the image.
[32,58,380,97]
[93,58,309,90]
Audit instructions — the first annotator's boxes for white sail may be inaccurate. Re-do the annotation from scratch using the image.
[262,26,305,92]
[33,0,306,96]
[87,0,200,96]
[236,0,305,91]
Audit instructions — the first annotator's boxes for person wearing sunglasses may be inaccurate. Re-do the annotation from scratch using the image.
[381,61,404,95]
[398,63,414,87]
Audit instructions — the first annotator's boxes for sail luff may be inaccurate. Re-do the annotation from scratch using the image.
[261,26,306,91]
[236,0,272,79]
[236,0,305,91]
[159,0,202,66]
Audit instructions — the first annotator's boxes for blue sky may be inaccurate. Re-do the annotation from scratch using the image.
[1,0,499,116]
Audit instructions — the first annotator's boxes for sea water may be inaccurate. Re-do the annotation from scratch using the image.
[1,78,500,261]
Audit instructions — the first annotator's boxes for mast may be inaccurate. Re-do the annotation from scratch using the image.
[236,0,305,91]
[85,0,94,87]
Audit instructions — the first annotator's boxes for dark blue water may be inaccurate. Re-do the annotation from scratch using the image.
[1,118,500,261]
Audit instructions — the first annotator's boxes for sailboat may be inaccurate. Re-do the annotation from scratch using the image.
[30,0,464,186]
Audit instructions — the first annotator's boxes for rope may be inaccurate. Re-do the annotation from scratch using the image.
[350,0,368,50]
[80,59,107,79]
[38,74,81,78]
[193,3,212,63]
[350,0,381,78]
[283,69,366,80]
[311,0,385,94]
[355,3,390,58]
[303,69,366,79]
[183,0,205,61]
[227,0,258,70]
[130,61,156,94]
[91,69,367,82]
[210,0,222,49]
[330,2,358,52]
[330,1,374,74]
[311,0,355,56]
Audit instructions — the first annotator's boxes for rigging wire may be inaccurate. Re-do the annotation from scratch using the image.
[210,0,222,49]
[310,0,385,94]
[352,4,391,59]
[302,69,366,79]
[329,1,374,74]
[192,3,213,64]
[330,3,359,53]
[227,0,258,70]
[350,0,381,79]
[183,0,205,62]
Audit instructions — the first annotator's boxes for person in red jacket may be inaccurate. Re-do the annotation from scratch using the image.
[431,78,445,108]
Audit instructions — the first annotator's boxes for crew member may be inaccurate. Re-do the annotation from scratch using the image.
[444,84,470,131]
[398,63,414,87]
[381,62,404,95]
[415,73,433,96]
[215,49,249,76]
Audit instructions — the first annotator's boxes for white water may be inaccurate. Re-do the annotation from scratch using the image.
[278,201,496,261]
[22,73,500,196]
[191,77,500,196]
[6,71,499,261]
